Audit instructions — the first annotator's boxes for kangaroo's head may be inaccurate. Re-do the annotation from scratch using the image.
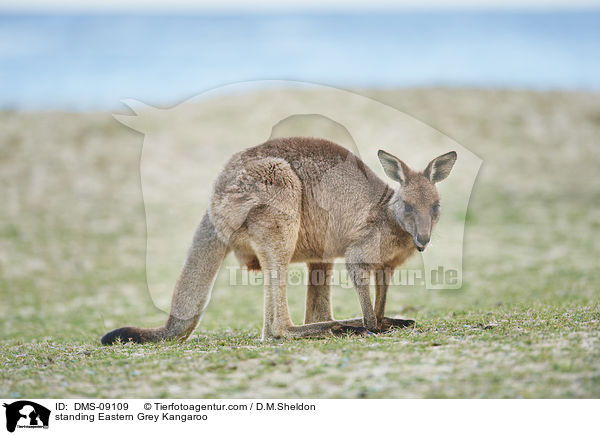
[378,149,457,252]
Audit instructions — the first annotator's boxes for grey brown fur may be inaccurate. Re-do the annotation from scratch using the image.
[101,137,456,344]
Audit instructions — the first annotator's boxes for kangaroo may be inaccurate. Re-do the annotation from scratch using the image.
[101,137,456,344]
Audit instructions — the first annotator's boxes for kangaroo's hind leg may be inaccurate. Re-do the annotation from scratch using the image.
[304,262,334,324]
[247,207,365,338]
[234,157,365,339]
[303,262,370,336]
[249,209,363,339]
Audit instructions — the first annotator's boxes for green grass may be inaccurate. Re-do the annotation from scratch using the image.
[1,88,599,398]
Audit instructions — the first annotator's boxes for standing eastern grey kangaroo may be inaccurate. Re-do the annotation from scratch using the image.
[101,137,456,344]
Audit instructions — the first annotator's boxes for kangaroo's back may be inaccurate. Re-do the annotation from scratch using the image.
[239,137,385,192]
[211,137,393,261]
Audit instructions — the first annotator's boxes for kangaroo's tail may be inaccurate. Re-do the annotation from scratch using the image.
[101,212,228,345]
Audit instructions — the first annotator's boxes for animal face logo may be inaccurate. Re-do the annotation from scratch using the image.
[3,401,50,433]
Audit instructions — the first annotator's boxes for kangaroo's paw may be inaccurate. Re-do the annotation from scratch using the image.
[380,317,415,332]
[333,319,379,333]
[332,317,414,333]
[331,324,369,336]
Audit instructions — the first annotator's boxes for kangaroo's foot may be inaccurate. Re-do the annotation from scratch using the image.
[264,320,375,339]
[380,317,415,331]
[330,324,369,336]
[339,316,415,333]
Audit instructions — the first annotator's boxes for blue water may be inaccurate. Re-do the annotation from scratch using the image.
[1,12,599,109]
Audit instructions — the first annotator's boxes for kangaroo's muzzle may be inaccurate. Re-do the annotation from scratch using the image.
[415,233,430,252]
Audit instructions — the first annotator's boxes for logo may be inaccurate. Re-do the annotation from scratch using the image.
[3,401,50,433]
[115,81,481,312]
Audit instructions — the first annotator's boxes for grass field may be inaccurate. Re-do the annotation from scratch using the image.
[1,88,599,398]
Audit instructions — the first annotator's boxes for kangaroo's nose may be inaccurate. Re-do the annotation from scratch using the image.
[417,234,430,247]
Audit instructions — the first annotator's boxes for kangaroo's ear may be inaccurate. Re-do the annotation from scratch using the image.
[378,150,410,184]
[424,151,457,183]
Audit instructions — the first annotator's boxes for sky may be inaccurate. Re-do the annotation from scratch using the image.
[2,1,599,108]
[2,0,600,11]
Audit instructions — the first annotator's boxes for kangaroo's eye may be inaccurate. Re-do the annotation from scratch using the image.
[432,203,440,214]
[404,203,414,213]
